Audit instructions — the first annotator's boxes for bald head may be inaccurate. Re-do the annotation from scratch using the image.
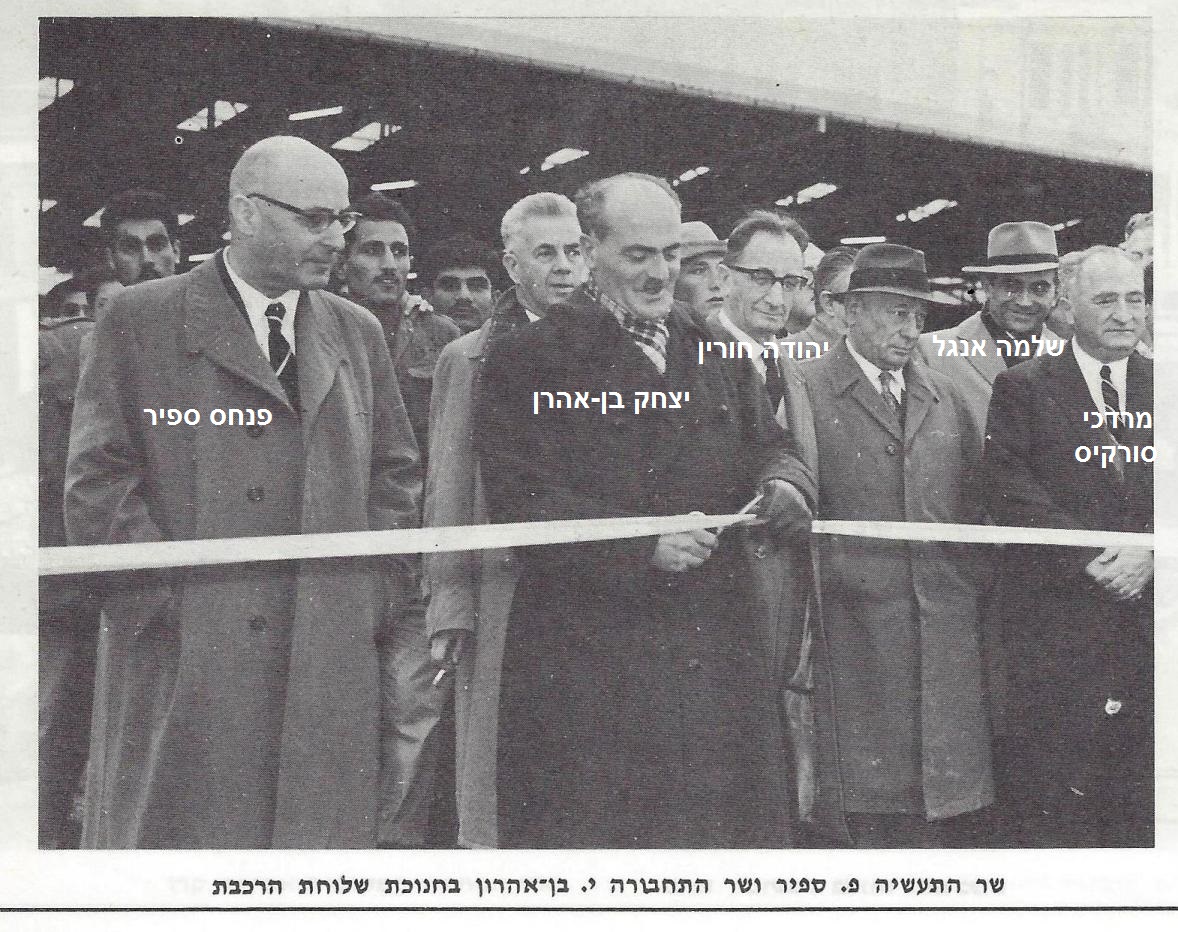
[229,135,348,204]
[226,136,352,296]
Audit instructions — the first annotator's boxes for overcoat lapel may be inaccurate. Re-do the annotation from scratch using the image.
[182,259,292,410]
[293,291,348,433]
[827,341,904,441]
[902,364,940,446]
[957,314,1006,385]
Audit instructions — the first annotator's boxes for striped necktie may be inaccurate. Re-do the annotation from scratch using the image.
[265,302,299,412]
[1100,364,1122,438]
[879,369,903,425]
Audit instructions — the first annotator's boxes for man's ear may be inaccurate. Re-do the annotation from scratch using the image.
[502,250,520,285]
[227,193,258,239]
[580,233,597,270]
[170,238,182,260]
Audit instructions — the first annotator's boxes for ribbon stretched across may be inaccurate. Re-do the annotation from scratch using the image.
[38,515,1153,576]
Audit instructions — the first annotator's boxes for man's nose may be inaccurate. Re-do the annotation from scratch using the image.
[321,221,347,250]
[1015,289,1034,307]
[552,250,572,272]
[765,280,788,306]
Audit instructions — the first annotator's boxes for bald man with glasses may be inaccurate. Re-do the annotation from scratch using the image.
[66,136,421,848]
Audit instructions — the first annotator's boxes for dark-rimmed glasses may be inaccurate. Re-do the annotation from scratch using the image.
[725,263,810,293]
[247,192,362,234]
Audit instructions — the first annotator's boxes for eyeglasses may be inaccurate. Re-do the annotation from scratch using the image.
[879,307,928,329]
[435,274,492,293]
[725,263,810,293]
[991,279,1055,300]
[247,193,362,234]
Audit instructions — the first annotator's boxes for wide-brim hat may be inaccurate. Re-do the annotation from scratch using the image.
[962,221,1059,274]
[836,242,957,305]
[680,220,727,261]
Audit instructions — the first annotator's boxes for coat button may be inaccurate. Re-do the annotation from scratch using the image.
[248,614,267,632]
[687,658,702,671]
[245,424,264,438]
[885,442,898,455]
[246,486,264,502]
[754,544,769,559]
[1105,698,1122,715]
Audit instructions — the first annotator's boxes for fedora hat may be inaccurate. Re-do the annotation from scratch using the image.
[679,220,727,262]
[962,221,1059,274]
[837,242,956,305]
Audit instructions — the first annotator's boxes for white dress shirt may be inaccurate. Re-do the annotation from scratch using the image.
[224,248,299,361]
[716,310,769,380]
[1071,338,1128,413]
[846,337,905,406]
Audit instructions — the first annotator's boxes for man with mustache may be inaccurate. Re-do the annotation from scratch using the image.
[341,193,460,458]
[475,172,815,847]
[338,192,459,847]
[797,243,993,847]
[66,135,421,848]
[100,189,182,285]
[423,234,500,334]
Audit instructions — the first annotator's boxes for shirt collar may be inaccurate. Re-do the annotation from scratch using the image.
[223,247,299,318]
[846,337,906,393]
[716,310,767,377]
[1071,336,1128,410]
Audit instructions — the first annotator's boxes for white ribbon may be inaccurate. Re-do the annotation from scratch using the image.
[38,514,1153,576]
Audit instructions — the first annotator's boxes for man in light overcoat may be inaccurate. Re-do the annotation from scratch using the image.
[65,136,421,848]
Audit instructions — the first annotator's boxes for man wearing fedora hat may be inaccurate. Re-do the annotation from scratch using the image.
[918,221,1067,432]
[797,242,993,847]
[673,220,730,328]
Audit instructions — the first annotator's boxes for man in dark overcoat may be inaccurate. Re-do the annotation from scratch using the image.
[981,245,1153,847]
[797,243,993,847]
[475,173,816,848]
[65,136,421,848]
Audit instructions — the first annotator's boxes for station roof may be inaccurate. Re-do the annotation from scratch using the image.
[39,16,1151,286]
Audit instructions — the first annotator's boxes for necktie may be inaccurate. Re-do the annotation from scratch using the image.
[879,370,903,426]
[265,302,299,412]
[764,358,785,414]
[1100,364,1122,438]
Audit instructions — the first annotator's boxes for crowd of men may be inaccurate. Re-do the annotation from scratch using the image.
[39,134,1154,850]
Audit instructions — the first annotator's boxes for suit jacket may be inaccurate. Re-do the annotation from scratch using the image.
[475,290,816,847]
[797,338,993,825]
[918,311,1066,436]
[65,253,421,848]
[980,343,1152,782]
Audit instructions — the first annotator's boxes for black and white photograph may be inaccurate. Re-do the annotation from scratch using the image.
[3,5,1175,915]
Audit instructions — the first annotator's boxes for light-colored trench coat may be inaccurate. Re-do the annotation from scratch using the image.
[796,338,994,831]
[64,255,421,848]
[422,295,526,849]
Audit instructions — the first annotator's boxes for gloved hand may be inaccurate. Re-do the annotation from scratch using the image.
[755,479,812,536]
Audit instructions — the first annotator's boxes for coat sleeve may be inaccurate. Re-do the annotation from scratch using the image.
[474,332,659,588]
[422,340,479,636]
[981,368,1100,576]
[64,295,166,550]
[361,313,424,622]
[64,294,174,624]
[735,358,817,507]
